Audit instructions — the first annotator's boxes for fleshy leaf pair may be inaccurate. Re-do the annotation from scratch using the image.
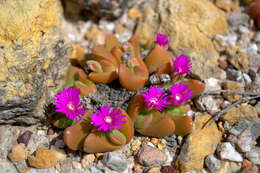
[63,109,134,153]
[86,34,149,90]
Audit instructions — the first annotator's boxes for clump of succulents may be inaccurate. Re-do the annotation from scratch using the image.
[128,33,205,137]
[85,34,149,91]
[51,33,205,153]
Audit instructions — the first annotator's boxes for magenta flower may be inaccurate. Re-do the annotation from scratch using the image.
[142,86,171,111]
[156,33,169,48]
[53,88,86,122]
[170,84,194,106]
[91,105,126,132]
[172,54,192,76]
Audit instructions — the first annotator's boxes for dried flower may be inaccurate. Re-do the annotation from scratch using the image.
[142,86,171,111]
[172,54,192,76]
[170,84,194,106]
[53,88,86,122]
[91,105,126,131]
[156,33,169,48]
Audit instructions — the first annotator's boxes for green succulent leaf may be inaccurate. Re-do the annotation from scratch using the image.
[162,81,181,89]
[54,117,74,129]
[135,112,153,129]
[166,106,187,116]
[106,130,127,146]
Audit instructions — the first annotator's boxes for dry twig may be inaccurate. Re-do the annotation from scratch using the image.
[199,90,260,128]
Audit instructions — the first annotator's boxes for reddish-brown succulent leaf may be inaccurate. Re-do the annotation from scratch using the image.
[92,45,118,67]
[134,65,147,79]
[137,111,175,137]
[135,113,153,129]
[182,79,205,98]
[86,60,103,73]
[74,81,96,97]
[64,116,92,151]
[88,71,118,84]
[107,130,127,146]
[249,1,260,19]
[111,46,123,64]
[83,130,122,153]
[70,44,86,66]
[118,111,134,143]
[76,69,97,96]
[155,62,172,76]
[127,94,145,122]
[128,34,141,57]
[145,45,173,72]
[84,112,134,153]
[166,112,193,137]
[105,34,120,51]
[136,57,149,79]
[119,64,146,90]
[100,59,116,72]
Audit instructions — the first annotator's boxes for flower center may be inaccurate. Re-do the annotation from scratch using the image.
[175,94,182,101]
[104,116,112,124]
[67,103,75,111]
[150,97,158,104]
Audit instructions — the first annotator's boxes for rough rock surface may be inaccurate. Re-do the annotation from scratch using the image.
[64,0,128,20]
[0,0,71,124]
[135,0,228,80]
[176,114,222,173]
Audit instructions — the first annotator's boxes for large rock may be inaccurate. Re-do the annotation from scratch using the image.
[0,0,71,124]
[176,114,222,173]
[135,0,229,80]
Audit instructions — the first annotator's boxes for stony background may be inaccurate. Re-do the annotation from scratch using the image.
[0,0,260,173]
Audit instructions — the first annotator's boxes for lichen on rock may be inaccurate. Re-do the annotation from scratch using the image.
[0,0,71,124]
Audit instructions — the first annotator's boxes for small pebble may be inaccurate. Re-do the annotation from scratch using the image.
[160,74,171,83]
[217,142,243,162]
[17,131,33,146]
[102,152,128,172]
[149,74,160,85]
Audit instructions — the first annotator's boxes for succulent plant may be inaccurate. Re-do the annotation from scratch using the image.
[63,105,134,153]
[128,81,204,137]
[249,0,260,29]
[129,37,205,137]
[145,33,173,72]
[86,34,149,90]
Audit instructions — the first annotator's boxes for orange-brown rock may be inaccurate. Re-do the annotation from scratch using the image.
[28,148,57,169]
[8,144,28,162]
[176,114,222,172]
